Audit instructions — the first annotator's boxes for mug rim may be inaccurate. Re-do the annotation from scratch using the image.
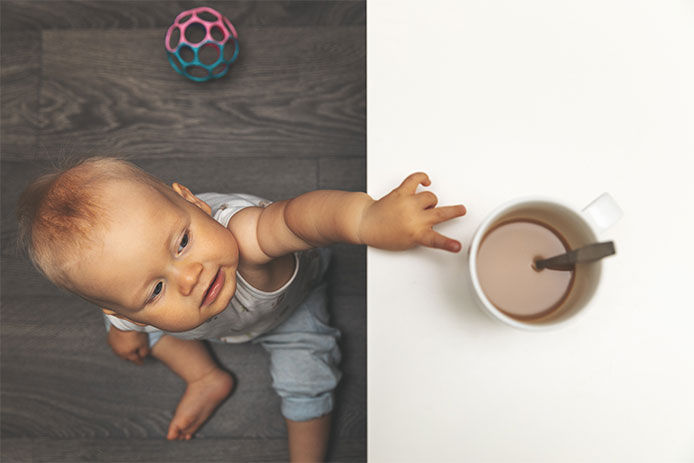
[469,196,600,330]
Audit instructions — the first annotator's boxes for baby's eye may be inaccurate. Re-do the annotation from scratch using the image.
[151,282,163,299]
[178,232,189,253]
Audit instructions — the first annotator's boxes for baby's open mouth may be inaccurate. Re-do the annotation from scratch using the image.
[201,269,224,307]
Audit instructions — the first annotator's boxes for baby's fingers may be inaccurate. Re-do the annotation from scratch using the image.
[137,345,150,359]
[420,230,462,253]
[127,347,148,365]
[429,204,467,224]
[399,172,431,194]
[416,190,438,209]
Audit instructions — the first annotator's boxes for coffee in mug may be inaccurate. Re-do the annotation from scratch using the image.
[476,219,575,320]
[468,194,622,330]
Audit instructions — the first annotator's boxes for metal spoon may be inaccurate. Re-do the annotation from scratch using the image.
[533,241,616,271]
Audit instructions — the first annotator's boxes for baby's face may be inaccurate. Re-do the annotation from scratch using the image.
[74,180,239,332]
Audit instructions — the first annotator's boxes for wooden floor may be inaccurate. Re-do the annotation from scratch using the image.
[0,1,366,461]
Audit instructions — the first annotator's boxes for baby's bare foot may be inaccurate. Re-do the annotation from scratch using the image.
[166,368,234,440]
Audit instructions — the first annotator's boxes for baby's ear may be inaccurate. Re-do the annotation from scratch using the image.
[101,308,148,327]
[171,183,212,216]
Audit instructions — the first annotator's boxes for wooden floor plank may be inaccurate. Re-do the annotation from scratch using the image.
[1,275,365,440]
[319,157,367,191]
[26,26,364,161]
[327,243,367,298]
[0,1,365,31]
[0,29,41,156]
[1,437,366,462]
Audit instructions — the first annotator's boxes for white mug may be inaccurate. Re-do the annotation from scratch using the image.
[468,193,623,330]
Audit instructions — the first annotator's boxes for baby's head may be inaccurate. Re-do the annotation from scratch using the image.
[17,157,239,331]
[18,157,162,289]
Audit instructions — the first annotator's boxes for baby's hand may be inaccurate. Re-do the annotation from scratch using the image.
[107,327,150,366]
[359,172,466,253]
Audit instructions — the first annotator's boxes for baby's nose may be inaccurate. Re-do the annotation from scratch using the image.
[176,262,203,296]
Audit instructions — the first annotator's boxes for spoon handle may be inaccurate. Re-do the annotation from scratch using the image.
[534,241,616,271]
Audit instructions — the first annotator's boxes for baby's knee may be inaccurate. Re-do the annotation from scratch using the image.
[267,336,342,422]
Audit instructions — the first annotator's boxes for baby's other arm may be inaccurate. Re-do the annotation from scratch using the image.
[107,326,150,365]
[229,172,466,264]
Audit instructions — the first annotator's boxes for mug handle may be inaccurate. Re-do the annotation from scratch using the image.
[581,193,623,235]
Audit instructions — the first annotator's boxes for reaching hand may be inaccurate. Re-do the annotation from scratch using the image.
[359,172,466,253]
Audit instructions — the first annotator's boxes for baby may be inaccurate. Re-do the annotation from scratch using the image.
[16,157,466,462]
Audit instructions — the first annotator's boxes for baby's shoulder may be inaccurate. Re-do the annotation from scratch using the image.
[226,206,271,265]
[199,193,270,222]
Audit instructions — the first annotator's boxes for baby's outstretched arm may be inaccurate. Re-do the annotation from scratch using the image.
[232,172,466,262]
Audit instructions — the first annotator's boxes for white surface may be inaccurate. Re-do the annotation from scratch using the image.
[367,0,694,461]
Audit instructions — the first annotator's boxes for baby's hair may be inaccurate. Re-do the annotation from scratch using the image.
[16,156,166,290]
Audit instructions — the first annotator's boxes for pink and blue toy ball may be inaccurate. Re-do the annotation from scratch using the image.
[165,7,239,82]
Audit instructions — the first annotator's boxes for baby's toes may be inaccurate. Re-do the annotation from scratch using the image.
[181,420,202,438]
[167,418,192,440]
[166,424,181,441]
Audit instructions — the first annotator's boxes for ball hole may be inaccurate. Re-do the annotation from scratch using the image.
[179,45,195,62]
[187,65,209,79]
[223,39,237,62]
[184,22,207,44]
[197,11,219,22]
[210,25,225,42]
[168,54,182,72]
[168,27,181,49]
[212,63,228,76]
[223,17,235,36]
[177,14,192,24]
[199,43,220,66]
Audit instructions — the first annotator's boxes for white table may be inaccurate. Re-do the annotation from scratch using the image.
[367,0,694,461]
